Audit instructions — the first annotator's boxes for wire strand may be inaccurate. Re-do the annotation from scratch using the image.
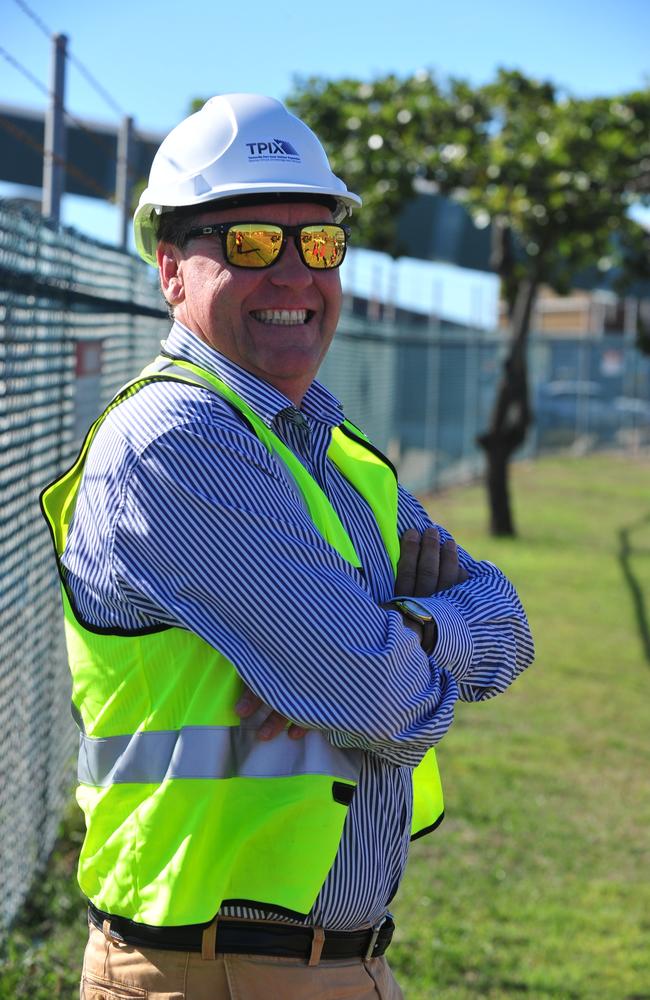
[4,3,139,203]
[11,0,126,118]
[0,44,122,165]
[11,0,51,39]
[0,44,50,100]
[67,52,125,118]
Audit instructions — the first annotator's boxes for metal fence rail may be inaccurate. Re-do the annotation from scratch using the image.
[1,200,649,934]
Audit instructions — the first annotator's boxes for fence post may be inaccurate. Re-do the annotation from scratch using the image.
[424,280,443,489]
[42,34,68,222]
[463,329,480,466]
[117,116,135,250]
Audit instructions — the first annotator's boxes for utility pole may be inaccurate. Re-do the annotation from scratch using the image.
[116,115,134,250]
[42,33,67,221]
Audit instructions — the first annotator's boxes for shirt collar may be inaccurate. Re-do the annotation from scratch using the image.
[163,321,344,429]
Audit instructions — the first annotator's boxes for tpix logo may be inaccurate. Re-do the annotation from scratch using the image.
[245,139,300,162]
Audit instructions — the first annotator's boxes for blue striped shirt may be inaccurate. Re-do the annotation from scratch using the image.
[62,320,534,930]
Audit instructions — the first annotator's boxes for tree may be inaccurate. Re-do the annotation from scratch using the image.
[287,71,650,535]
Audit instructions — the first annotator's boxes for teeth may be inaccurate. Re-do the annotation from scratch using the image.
[252,309,308,325]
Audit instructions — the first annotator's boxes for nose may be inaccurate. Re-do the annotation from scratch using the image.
[269,237,314,290]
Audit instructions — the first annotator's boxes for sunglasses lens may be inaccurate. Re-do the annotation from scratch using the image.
[223,223,347,269]
[225,224,284,268]
[300,225,347,269]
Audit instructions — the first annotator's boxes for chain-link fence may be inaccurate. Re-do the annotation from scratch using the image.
[0,202,168,933]
[321,318,506,494]
[529,334,650,454]
[326,317,650,495]
[1,201,649,934]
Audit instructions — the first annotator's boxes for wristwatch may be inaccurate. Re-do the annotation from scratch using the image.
[388,598,434,625]
[389,598,437,654]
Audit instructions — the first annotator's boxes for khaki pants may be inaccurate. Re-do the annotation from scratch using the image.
[81,923,404,999]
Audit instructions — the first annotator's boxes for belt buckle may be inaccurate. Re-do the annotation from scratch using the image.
[364,914,387,961]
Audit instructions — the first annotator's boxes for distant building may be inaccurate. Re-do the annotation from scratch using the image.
[340,247,500,332]
[500,287,650,339]
[397,187,492,273]
[402,191,650,338]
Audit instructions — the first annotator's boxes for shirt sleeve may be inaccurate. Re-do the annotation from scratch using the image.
[396,485,535,702]
[94,404,531,768]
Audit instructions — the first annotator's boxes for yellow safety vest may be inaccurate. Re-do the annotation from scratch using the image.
[41,357,444,926]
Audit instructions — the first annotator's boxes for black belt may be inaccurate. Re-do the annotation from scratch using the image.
[88,903,394,962]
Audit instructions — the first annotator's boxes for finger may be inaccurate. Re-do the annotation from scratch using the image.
[394,529,421,596]
[287,724,308,740]
[445,544,469,586]
[235,687,263,718]
[413,527,441,597]
[257,710,291,741]
[436,538,461,592]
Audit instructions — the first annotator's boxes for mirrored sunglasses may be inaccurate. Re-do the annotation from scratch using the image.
[185,221,350,270]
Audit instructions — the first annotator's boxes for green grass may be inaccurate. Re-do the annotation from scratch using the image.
[390,453,650,999]
[2,453,649,998]
[0,803,87,998]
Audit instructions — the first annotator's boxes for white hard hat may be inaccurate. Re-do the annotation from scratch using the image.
[134,93,362,266]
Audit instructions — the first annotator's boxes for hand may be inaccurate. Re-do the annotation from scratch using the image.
[395,527,468,597]
[235,687,308,741]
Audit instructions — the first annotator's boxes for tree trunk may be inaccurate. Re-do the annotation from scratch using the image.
[478,271,540,537]
[485,441,514,535]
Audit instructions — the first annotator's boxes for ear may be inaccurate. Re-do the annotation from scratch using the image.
[157,242,185,306]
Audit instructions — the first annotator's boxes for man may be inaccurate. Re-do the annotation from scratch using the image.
[42,93,534,999]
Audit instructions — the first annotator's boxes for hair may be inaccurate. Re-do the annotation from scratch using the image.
[155,204,203,252]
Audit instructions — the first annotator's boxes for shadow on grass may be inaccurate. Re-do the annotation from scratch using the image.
[618,512,650,665]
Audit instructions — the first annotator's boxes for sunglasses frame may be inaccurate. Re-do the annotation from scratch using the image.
[184,221,350,270]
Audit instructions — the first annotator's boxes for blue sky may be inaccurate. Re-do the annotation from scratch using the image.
[2,0,649,244]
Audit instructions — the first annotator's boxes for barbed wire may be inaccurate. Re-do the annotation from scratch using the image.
[4,2,142,211]
[0,44,122,166]
[11,0,50,39]
[67,53,125,119]
[0,43,50,101]
[11,0,126,118]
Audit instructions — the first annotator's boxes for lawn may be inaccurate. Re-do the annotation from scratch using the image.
[390,452,650,999]
[2,453,649,999]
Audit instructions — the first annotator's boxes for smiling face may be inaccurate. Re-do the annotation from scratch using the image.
[157,201,343,405]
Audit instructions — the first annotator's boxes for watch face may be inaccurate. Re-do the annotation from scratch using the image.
[397,599,434,624]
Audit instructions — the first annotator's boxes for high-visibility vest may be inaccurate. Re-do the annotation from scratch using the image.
[41,357,444,927]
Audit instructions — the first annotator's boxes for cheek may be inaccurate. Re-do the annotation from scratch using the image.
[216,271,264,315]
[193,270,246,323]
[322,275,342,319]
[181,260,217,302]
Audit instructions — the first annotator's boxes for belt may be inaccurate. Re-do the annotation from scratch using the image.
[88,903,394,962]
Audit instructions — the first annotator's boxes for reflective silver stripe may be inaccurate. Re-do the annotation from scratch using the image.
[78,724,362,787]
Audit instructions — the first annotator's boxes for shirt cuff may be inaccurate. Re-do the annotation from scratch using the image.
[415,595,474,681]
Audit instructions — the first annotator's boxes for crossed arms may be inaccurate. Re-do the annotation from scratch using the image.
[66,391,534,768]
